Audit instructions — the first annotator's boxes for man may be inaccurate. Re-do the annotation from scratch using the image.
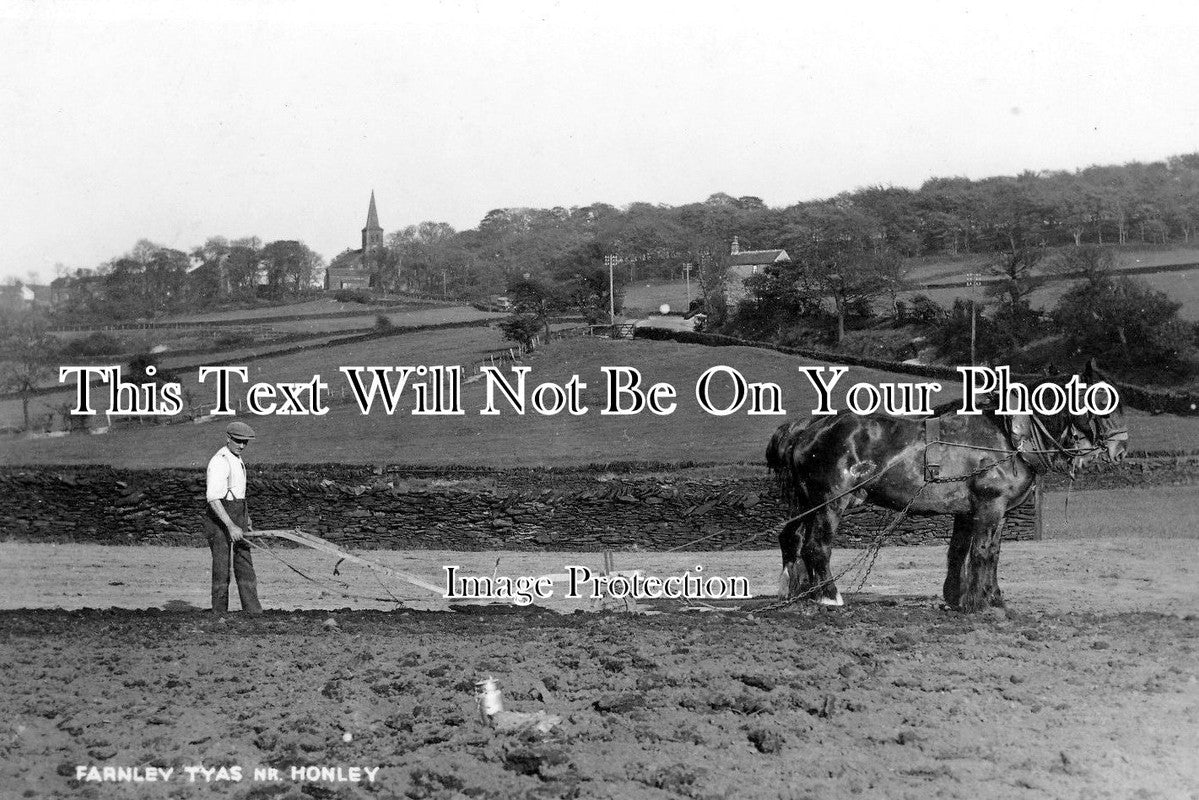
[203,421,263,614]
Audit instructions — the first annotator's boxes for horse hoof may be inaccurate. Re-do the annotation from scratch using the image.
[818,591,844,607]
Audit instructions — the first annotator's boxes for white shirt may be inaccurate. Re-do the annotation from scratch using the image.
[206,446,247,502]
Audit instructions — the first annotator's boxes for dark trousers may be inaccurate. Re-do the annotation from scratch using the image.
[202,499,263,613]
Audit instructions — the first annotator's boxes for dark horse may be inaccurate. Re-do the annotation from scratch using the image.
[767,360,1128,612]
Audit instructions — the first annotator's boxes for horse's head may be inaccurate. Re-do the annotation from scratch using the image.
[1075,358,1128,464]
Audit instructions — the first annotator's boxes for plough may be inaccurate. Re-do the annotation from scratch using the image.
[246,529,653,610]
[246,528,446,595]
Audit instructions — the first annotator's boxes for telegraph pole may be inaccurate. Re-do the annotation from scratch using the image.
[966,272,982,365]
[604,254,617,322]
[683,262,692,307]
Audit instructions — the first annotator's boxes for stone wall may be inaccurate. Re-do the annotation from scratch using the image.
[0,462,1050,551]
[1042,454,1199,491]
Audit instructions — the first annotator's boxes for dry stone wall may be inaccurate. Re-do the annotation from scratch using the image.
[0,462,1056,551]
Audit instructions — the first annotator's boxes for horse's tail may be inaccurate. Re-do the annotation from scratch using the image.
[766,419,810,511]
[766,420,805,473]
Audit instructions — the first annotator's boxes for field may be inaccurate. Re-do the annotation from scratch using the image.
[896,265,1199,321]
[622,247,1199,320]
[8,336,1199,468]
[4,304,1198,798]
[160,298,429,324]
[0,310,506,432]
[1,486,1197,799]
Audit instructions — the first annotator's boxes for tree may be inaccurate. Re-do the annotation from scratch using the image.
[260,240,320,295]
[845,185,923,256]
[930,299,1003,365]
[687,239,731,331]
[502,273,571,345]
[1050,244,1116,288]
[388,222,462,294]
[546,241,624,324]
[975,174,1051,253]
[729,262,824,341]
[0,315,59,430]
[873,248,911,318]
[1052,277,1196,379]
[189,237,231,303]
[143,247,190,313]
[916,176,977,254]
[497,314,544,351]
[985,245,1047,349]
[224,241,262,298]
[783,204,889,343]
[103,255,148,319]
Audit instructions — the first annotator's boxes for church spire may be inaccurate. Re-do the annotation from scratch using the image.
[365,190,380,231]
[362,190,383,253]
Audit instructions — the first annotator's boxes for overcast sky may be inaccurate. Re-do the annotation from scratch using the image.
[3,0,1198,283]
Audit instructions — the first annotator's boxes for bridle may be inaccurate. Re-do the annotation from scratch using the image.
[1014,403,1124,481]
[1034,408,1127,470]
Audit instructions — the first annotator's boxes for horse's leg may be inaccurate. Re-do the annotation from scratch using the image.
[777,516,808,598]
[986,517,1006,608]
[942,514,971,607]
[801,505,844,606]
[960,502,1006,613]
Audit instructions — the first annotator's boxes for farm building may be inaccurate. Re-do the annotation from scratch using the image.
[726,236,790,304]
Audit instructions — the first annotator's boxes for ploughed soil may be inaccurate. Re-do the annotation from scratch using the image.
[2,485,1197,798]
[3,597,1198,798]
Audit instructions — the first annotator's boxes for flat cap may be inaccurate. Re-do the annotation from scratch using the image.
[225,421,257,440]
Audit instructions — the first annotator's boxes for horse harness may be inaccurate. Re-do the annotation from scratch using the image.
[923,410,1114,481]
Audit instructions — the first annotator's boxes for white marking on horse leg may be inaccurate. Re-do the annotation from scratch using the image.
[817,590,845,607]
[777,568,790,599]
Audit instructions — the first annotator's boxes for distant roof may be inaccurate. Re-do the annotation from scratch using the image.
[328,249,372,276]
[729,249,789,267]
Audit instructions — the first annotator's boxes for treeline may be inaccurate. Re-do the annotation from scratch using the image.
[428,151,1199,290]
[51,237,323,320]
[42,152,1199,318]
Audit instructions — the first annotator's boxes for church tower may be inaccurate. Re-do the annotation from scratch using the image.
[362,191,383,255]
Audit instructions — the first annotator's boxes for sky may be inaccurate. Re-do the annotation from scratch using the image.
[3,0,1199,284]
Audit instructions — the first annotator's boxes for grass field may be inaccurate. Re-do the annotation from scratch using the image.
[154,297,432,323]
[624,247,1199,320]
[904,244,1199,283]
[236,305,500,336]
[897,265,1199,320]
[6,335,1198,467]
[48,306,501,350]
[623,281,696,316]
[0,307,505,430]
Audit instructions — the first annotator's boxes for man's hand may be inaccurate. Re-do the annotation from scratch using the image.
[228,524,245,543]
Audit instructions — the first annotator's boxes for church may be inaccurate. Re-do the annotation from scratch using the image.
[324,191,387,290]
